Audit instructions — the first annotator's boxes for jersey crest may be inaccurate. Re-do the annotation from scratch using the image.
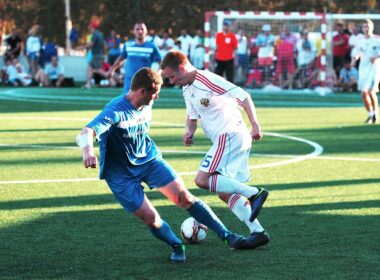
[200,98,210,107]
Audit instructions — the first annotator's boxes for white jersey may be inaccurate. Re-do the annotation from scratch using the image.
[356,35,380,92]
[183,70,250,143]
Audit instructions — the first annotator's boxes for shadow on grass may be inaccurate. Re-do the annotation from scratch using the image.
[0,193,379,279]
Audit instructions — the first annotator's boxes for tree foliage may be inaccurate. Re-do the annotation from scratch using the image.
[0,0,379,46]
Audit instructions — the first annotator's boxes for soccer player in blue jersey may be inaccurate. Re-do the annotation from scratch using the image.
[110,21,161,93]
[76,67,263,263]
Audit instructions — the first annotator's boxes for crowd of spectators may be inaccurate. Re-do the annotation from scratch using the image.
[0,20,364,92]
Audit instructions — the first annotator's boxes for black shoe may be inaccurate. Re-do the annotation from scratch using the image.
[223,232,247,249]
[365,116,373,124]
[248,188,269,222]
[242,231,270,249]
[170,244,186,263]
[372,115,378,124]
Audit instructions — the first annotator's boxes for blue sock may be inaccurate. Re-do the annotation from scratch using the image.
[149,219,182,247]
[187,199,229,239]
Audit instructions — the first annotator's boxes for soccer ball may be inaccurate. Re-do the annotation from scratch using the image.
[180,217,208,244]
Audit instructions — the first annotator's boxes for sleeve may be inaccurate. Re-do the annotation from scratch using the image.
[59,65,65,75]
[120,43,127,59]
[86,109,120,141]
[184,94,199,120]
[224,86,250,105]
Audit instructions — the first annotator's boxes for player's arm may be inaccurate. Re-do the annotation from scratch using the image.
[241,95,262,141]
[76,127,97,168]
[184,116,197,146]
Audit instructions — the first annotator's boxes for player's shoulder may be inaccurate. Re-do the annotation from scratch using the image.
[194,70,233,94]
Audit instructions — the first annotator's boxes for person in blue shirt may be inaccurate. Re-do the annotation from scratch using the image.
[76,67,264,263]
[110,21,161,93]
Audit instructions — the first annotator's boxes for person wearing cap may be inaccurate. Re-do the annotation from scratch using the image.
[214,21,238,82]
[76,19,106,89]
[256,24,275,83]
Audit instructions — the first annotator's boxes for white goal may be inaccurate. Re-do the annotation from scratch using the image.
[204,11,330,92]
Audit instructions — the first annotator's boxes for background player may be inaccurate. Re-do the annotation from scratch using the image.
[76,67,263,263]
[351,19,380,124]
[161,50,270,247]
[110,21,161,93]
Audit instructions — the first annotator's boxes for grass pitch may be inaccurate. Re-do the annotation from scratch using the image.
[0,87,379,280]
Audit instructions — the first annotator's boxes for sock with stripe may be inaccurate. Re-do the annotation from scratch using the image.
[149,219,182,246]
[228,194,264,233]
[209,174,258,198]
[187,199,229,239]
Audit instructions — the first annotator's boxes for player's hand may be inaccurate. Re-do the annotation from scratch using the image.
[183,133,194,146]
[82,150,97,168]
[252,122,263,142]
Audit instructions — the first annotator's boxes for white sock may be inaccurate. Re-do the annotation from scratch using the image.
[228,194,264,233]
[209,174,258,198]
[369,111,374,117]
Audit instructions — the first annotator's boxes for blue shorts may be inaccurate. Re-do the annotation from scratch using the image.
[105,157,177,213]
[27,52,39,61]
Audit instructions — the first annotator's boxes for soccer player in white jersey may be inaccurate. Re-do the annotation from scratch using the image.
[351,19,380,124]
[161,50,270,247]
[76,68,266,263]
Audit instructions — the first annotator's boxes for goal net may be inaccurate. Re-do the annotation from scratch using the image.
[204,11,330,92]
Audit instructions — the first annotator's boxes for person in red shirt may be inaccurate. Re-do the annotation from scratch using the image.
[275,39,295,89]
[333,23,350,77]
[215,21,238,82]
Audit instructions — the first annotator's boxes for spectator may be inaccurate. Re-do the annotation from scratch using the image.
[146,28,162,46]
[214,21,237,82]
[296,30,316,88]
[177,29,193,58]
[245,59,263,88]
[275,38,295,89]
[256,24,275,84]
[92,61,111,86]
[69,26,79,47]
[76,19,106,89]
[42,56,65,87]
[190,29,205,70]
[158,30,175,57]
[333,23,350,77]
[4,29,22,61]
[6,58,32,86]
[235,29,249,85]
[336,59,358,92]
[249,29,259,63]
[106,28,121,66]
[25,24,42,79]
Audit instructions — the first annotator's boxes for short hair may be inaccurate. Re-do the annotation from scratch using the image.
[131,67,162,92]
[160,50,189,71]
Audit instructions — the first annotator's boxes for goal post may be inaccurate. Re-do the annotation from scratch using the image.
[204,11,330,91]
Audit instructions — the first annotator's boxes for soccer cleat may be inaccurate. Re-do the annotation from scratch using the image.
[248,188,269,222]
[364,116,373,124]
[170,244,186,263]
[372,115,378,124]
[243,231,271,249]
[223,232,247,249]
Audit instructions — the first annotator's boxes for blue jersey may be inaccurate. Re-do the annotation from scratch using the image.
[120,40,162,92]
[86,95,161,179]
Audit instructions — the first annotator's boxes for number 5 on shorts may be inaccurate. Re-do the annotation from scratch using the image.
[201,155,213,168]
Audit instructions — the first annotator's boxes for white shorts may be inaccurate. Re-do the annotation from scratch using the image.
[358,63,380,93]
[199,131,252,183]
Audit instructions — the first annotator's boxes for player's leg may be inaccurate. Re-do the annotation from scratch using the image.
[369,88,379,123]
[145,157,246,249]
[361,90,375,123]
[195,132,268,221]
[105,177,185,262]
[223,193,270,248]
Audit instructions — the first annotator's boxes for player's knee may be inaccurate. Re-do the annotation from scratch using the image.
[142,212,160,228]
[194,176,209,189]
[177,190,195,208]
